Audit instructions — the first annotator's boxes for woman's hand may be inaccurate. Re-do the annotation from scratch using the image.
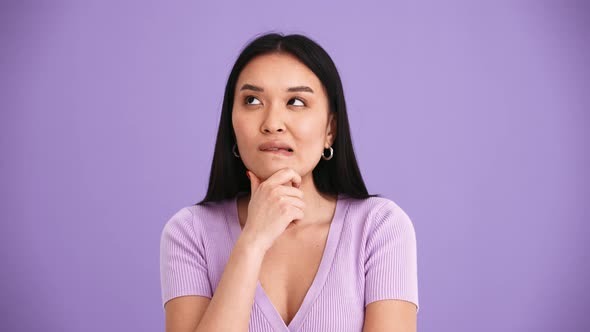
[242,168,305,253]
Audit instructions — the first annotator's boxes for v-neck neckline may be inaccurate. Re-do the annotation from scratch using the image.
[224,192,348,332]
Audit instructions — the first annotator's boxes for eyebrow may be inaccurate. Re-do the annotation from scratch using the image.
[239,83,314,94]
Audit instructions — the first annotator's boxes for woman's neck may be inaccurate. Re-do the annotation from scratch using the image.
[237,184,337,229]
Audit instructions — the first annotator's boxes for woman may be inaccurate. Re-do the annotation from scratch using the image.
[160,32,419,332]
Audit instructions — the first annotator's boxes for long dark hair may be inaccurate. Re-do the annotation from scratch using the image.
[195,32,379,205]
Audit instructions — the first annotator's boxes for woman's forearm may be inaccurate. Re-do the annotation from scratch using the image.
[195,233,266,332]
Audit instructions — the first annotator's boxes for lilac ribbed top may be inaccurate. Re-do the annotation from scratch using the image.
[160,193,419,331]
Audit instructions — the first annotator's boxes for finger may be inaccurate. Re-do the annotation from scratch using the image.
[265,168,302,188]
[247,170,261,194]
[290,205,305,222]
[276,196,306,211]
[281,201,305,223]
[274,185,304,199]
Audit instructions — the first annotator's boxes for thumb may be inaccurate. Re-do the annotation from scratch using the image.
[247,170,260,194]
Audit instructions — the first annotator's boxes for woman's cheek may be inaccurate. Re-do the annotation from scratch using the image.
[233,115,252,139]
[308,129,327,148]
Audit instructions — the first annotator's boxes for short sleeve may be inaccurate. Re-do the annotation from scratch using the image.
[160,207,212,309]
[364,201,419,313]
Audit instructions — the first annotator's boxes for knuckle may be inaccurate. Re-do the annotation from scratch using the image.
[280,205,289,214]
[271,186,281,196]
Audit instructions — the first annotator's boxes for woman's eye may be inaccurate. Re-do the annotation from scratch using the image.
[288,98,306,107]
[245,96,261,105]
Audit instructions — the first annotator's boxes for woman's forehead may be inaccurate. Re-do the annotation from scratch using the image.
[236,53,322,93]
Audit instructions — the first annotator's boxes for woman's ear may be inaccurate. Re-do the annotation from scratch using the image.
[326,113,337,146]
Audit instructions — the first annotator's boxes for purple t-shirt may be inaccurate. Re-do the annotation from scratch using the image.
[160,193,419,331]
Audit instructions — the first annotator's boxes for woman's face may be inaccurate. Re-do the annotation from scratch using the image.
[232,52,336,181]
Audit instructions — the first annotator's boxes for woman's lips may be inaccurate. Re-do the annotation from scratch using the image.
[260,149,294,156]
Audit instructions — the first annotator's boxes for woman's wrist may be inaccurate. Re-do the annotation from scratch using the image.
[235,232,268,257]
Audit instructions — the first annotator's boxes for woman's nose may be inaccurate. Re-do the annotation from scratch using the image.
[260,105,286,133]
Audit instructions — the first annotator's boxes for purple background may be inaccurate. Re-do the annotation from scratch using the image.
[1,1,588,331]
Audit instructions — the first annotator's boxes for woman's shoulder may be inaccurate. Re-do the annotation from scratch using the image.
[162,198,234,236]
[342,194,414,230]
[343,194,404,216]
[188,198,231,219]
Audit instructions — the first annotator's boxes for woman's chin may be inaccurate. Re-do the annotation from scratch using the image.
[255,164,297,178]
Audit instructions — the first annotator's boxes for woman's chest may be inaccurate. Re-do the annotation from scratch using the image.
[258,224,330,326]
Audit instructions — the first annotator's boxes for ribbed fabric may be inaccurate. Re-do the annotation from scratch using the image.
[160,193,419,331]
